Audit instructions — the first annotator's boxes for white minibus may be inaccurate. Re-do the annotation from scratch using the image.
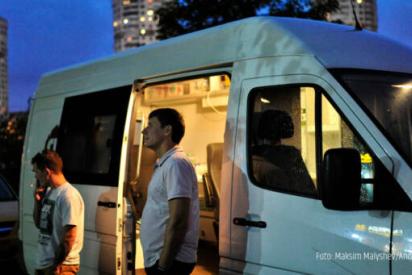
[19,17,412,274]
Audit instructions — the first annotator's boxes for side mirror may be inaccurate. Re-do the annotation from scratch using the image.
[319,148,361,210]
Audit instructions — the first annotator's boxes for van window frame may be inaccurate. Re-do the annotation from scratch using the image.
[246,84,320,199]
[56,86,131,187]
[330,69,412,171]
[137,71,232,92]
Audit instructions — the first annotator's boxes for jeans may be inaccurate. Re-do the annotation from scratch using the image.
[145,260,195,275]
[35,264,80,275]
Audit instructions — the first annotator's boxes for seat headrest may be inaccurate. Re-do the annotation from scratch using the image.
[257,110,294,140]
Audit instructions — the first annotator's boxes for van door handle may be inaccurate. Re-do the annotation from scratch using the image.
[233,217,267,228]
[97,201,117,208]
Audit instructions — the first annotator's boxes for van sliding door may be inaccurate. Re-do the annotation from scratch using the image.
[57,86,131,275]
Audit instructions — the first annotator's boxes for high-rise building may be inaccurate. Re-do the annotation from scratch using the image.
[0,17,8,115]
[112,0,165,51]
[328,0,377,31]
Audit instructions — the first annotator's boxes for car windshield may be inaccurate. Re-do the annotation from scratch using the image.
[334,70,412,167]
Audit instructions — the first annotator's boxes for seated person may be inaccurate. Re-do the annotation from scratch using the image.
[252,109,316,196]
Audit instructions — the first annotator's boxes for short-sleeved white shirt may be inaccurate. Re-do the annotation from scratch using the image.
[140,146,199,267]
[36,182,85,269]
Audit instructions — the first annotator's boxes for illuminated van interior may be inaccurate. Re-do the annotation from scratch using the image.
[130,74,230,254]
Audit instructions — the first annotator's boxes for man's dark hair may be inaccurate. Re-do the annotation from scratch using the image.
[31,150,63,173]
[149,108,185,144]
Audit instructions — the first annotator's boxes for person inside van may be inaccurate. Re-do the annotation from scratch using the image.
[140,108,199,275]
[32,150,84,275]
[252,109,316,196]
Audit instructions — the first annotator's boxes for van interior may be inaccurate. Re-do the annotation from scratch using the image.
[126,74,230,271]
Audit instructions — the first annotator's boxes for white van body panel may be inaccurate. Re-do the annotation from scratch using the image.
[76,185,120,274]
[19,17,412,274]
[36,17,412,100]
[392,212,412,273]
[19,98,64,272]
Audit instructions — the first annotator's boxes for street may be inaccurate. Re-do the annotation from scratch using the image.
[1,234,217,274]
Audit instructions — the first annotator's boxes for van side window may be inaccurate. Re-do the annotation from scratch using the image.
[248,85,317,197]
[248,84,412,210]
[320,95,374,204]
[320,95,412,210]
[57,86,131,186]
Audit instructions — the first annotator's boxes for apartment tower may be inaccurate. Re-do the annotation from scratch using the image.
[328,0,377,31]
[0,17,8,115]
[112,0,165,51]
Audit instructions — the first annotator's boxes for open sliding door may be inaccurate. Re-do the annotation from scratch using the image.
[57,86,132,274]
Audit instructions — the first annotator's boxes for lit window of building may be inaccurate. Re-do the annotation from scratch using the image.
[113,0,166,51]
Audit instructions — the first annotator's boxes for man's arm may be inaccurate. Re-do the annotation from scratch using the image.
[158,197,191,270]
[54,225,77,267]
[33,200,42,228]
[33,186,46,228]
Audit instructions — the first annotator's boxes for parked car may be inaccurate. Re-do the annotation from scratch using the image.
[0,174,18,238]
[0,173,25,274]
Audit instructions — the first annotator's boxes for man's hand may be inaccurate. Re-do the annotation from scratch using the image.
[33,183,46,228]
[34,185,46,202]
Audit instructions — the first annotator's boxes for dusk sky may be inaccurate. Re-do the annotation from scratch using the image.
[1,0,412,111]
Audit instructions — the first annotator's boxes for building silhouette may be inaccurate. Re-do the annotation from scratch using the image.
[112,0,165,51]
[328,0,377,31]
[0,17,7,115]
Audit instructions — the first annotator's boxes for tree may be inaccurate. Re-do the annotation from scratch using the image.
[156,0,340,39]
[0,112,28,192]
[268,0,339,19]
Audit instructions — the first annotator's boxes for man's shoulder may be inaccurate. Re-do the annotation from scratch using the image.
[168,151,193,168]
[57,183,84,203]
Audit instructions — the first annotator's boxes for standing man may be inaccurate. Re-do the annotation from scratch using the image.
[32,150,84,275]
[141,108,199,275]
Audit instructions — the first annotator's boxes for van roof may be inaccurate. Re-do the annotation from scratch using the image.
[37,16,412,98]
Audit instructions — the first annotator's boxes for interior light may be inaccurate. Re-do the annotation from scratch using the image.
[260,97,270,104]
[140,29,146,35]
[148,17,153,22]
[113,21,118,27]
[123,18,129,24]
[356,0,363,4]
[140,16,146,22]
[393,83,412,90]
[147,10,154,16]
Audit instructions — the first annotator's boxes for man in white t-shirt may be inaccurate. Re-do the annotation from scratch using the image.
[141,108,199,275]
[32,150,84,275]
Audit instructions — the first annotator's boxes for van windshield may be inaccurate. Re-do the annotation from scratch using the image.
[334,70,412,166]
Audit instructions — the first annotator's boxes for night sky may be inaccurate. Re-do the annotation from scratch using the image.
[0,0,411,111]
